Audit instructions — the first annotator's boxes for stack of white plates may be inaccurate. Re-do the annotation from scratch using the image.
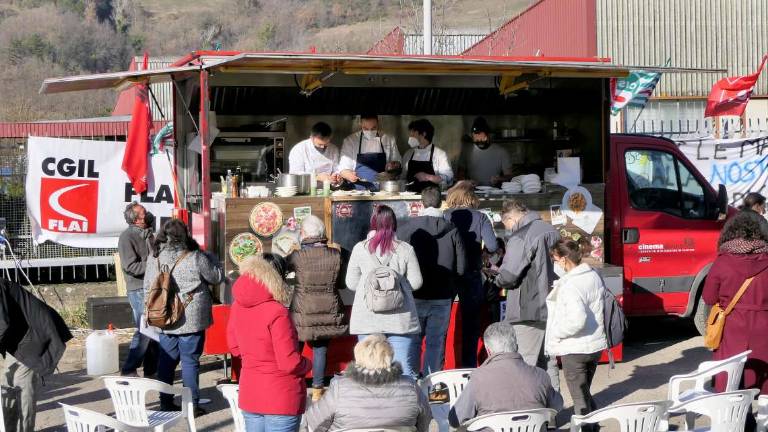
[275,186,297,197]
[501,179,523,193]
[520,174,542,193]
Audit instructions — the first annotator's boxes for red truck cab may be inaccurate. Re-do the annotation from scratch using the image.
[607,134,733,334]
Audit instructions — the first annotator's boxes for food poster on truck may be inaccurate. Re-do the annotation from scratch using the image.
[26,136,176,248]
[675,134,768,206]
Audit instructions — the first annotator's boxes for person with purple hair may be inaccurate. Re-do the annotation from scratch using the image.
[345,205,423,378]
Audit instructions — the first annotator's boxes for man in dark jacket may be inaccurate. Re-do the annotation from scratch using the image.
[449,322,562,428]
[118,202,157,376]
[488,199,559,371]
[0,278,73,431]
[397,186,466,375]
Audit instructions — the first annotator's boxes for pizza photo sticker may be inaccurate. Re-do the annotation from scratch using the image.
[40,177,99,233]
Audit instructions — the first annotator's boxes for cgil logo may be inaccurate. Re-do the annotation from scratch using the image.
[40,177,99,234]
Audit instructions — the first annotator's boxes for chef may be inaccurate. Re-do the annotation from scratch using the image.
[339,114,401,189]
[401,118,453,192]
[457,116,516,187]
[288,121,341,183]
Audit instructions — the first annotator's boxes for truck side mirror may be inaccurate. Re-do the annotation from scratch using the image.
[717,184,728,219]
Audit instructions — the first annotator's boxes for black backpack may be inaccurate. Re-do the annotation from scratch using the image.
[603,289,628,368]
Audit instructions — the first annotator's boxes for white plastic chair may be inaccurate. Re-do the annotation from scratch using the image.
[756,395,768,432]
[465,408,557,432]
[570,400,671,432]
[61,403,152,432]
[217,384,245,432]
[667,350,751,406]
[418,369,474,432]
[102,376,196,431]
[668,389,759,432]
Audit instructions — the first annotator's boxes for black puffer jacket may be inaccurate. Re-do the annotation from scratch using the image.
[0,279,73,376]
[397,213,466,300]
[287,238,348,341]
[306,362,432,432]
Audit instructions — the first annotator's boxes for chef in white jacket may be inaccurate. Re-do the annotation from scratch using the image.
[288,121,341,183]
[401,118,453,191]
[339,114,401,188]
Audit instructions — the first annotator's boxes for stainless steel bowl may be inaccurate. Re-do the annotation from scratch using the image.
[380,180,405,193]
[275,174,311,194]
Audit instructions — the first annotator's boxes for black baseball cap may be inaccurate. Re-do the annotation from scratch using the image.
[471,116,491,134]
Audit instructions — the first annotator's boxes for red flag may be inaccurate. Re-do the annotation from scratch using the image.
[122,53,152,194]
[705,55,768,117]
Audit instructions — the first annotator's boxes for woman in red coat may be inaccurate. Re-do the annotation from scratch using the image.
[703,210,768,393]
[227,255,312,432]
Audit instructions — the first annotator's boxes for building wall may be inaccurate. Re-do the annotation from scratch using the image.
[597,0,768,97]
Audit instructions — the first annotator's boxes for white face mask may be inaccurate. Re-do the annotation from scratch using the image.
[408,137,420,148]
[363,130,377,140]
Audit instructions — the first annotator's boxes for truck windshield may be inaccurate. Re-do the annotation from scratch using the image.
[625,149,709,219]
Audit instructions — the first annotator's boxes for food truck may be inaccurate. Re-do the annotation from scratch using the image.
[41,52,726,369]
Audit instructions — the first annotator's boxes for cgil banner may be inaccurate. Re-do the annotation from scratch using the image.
[675,135,768,207]
[26,136,176,248]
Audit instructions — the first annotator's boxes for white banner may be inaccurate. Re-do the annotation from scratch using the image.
[26,136,176,248]
[675,135,768,207]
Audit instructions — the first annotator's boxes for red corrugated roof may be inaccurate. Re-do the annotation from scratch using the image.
[462,0,598,58]
[367,27,406,55]
[0,120,167,139]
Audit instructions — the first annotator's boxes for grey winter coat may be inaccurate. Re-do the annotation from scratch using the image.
[143,244,224,335]
[306,362,432,432]
[118,225,152,292]
[449,352,563,427]
[495,212,559,323]
[345,239,423,335]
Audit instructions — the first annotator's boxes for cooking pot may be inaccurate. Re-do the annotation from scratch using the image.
[380,180,406,193]
[274,173,311,194]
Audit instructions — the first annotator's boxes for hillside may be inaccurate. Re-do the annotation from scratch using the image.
[0,0,530,122]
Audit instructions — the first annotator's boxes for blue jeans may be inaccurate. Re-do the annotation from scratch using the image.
[458,272,484,368]
[121,290,158,375]
[415,299,452,376]
[157,331,205,405]
[299,340,329,388]
[242,412,301,432]
[357,334,419,378]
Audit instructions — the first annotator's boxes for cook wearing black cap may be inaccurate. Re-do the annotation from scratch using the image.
[456,117,516,186]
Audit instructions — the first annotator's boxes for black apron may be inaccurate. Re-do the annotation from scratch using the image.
[406,144,437,192]
[354,132,387,191]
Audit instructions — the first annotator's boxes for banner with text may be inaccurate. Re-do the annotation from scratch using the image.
[26,136,176,248]
[675,135,768,206]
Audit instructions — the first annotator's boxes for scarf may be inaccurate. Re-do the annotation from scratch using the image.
[720,238,768,254]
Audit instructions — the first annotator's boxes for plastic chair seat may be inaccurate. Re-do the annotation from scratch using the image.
[102,376,196,431]
[464,408,557,432]
[668,389,759,432]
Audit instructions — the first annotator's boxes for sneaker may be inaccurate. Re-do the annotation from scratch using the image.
[428,384,449,403]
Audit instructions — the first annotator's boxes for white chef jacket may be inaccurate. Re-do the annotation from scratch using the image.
[401,143,454,186]
[288,138,340,175]
[339,131,401,172]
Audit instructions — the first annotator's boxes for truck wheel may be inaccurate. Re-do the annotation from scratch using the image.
[693,295,710,336]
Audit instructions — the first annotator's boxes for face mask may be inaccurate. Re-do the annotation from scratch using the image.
[474,140,490,150]
[489,253,502,266]
[408,137,420,148]
[553,263,566,277]
[363,130,377,140]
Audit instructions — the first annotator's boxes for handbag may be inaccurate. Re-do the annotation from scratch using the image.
[704,276,754,350]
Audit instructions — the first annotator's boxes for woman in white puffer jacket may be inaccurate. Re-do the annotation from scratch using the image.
[545,239,607,419]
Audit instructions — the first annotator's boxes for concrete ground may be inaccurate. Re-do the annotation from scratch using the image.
[33,316,710,431]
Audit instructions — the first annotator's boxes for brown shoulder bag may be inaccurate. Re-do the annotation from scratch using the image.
[704,276,754,350]
[145,251,192,329]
